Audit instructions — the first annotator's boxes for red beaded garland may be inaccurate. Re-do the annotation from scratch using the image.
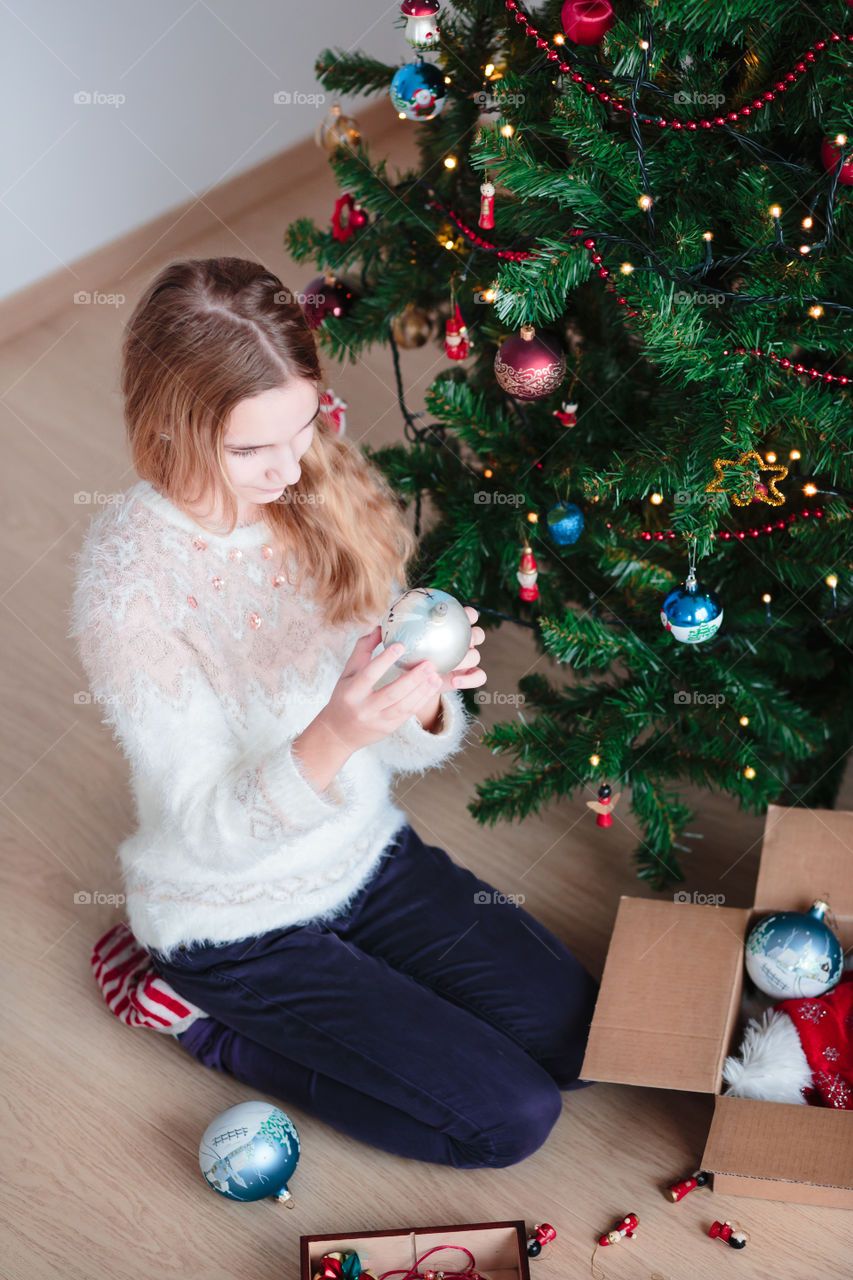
[606,507,826,542]
[505,6,850,130]
[724,346,850,387]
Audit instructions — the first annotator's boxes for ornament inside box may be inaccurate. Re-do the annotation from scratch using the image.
[301,1221,532,1280]
[580,805,853,1209]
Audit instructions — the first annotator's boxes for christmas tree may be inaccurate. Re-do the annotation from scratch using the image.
[285,0,853,886]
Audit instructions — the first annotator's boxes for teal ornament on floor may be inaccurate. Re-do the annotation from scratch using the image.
[745,900,843,999]
[547,501,584,545]
[198,1101,300,1203]
[389,57,447,120]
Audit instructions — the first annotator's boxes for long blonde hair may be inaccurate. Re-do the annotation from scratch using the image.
[122,257,416,628]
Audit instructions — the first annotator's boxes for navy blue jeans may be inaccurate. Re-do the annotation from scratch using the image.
[149,822,598,1169]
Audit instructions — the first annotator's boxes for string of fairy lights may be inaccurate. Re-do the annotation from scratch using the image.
[371,10,853,721]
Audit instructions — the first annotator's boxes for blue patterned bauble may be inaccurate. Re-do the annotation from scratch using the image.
[660,571,723,644]
[745,900,843,999]
[199,1101,300,1203]
[546,502,584,546]
[390,58,447,120]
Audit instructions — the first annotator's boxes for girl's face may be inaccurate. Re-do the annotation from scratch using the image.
[222,378,320,506]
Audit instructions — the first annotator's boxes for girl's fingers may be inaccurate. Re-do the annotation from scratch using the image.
[372,660,440,713]
[450,668,488,688]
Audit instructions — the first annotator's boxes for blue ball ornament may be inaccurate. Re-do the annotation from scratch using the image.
[661,571,723,644]
[390,58,447,120]
[745,900,843,999]
[546,501,584,546]
[198,1101,300,1203]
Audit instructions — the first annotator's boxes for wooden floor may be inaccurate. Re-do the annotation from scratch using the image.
[3,113,851,1280]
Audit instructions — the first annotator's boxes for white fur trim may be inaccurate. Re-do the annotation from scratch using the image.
[722,1009,812,1104]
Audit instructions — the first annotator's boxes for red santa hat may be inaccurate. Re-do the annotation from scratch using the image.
[723,971,853,1109]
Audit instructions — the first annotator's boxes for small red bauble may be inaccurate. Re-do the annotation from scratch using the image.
[560,0,615,45]
[494,324,566,400]
[300,273,358,329]
[820,135,853,185]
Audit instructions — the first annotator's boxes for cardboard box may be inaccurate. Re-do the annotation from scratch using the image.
[300,1221,531,1280]
[581,804,853,1209]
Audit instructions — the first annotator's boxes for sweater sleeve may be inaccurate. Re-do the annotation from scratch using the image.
[368,686,473,775]
[68,525,357,875]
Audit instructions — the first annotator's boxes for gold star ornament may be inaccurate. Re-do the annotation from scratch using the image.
[705,449,788,506]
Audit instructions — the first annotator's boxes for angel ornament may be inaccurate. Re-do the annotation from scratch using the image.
[587,782,621,829]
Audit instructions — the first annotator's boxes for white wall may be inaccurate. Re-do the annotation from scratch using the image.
[1,1,405,300]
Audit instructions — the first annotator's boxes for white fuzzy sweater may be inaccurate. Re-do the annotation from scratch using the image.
[68,479,473,962]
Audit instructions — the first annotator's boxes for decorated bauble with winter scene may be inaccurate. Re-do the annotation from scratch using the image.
[546,501,584,545]
[374,586,471,689]
[494,325,566,400]
[660,571,723,644]
[198,1101,300,1203]
[745,901,844,999]
[390,57,447,121]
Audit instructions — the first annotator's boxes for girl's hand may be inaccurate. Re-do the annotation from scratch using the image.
[318,624,457,754]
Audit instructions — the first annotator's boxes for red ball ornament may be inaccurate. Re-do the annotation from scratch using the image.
[561,0,615,44]
[820,135,853,185]
[300,273,358,329]
[494,324,566,400]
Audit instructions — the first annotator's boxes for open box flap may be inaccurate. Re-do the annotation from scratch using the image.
[754,805,853,915]
[704,1095,853,1190]
[581,898,750,1093]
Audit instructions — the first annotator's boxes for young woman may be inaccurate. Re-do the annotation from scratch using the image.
[70,257,598,1170]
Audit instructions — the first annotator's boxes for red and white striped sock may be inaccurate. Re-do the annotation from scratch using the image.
[91,922,208,1036]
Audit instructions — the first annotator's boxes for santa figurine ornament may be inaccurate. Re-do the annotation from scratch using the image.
[553,400,578,428]
[444,299,471,360]
[709,1220,748,1250]
[598,1213,639,1246]
[517,544,539,602]
[478,176,495,230]
[400,0,441,50]
[318,388,347,436]
[525,1223,556,1258]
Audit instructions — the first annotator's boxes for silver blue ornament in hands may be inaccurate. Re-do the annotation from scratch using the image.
[745,900,843,999]
[373,587,472,691]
